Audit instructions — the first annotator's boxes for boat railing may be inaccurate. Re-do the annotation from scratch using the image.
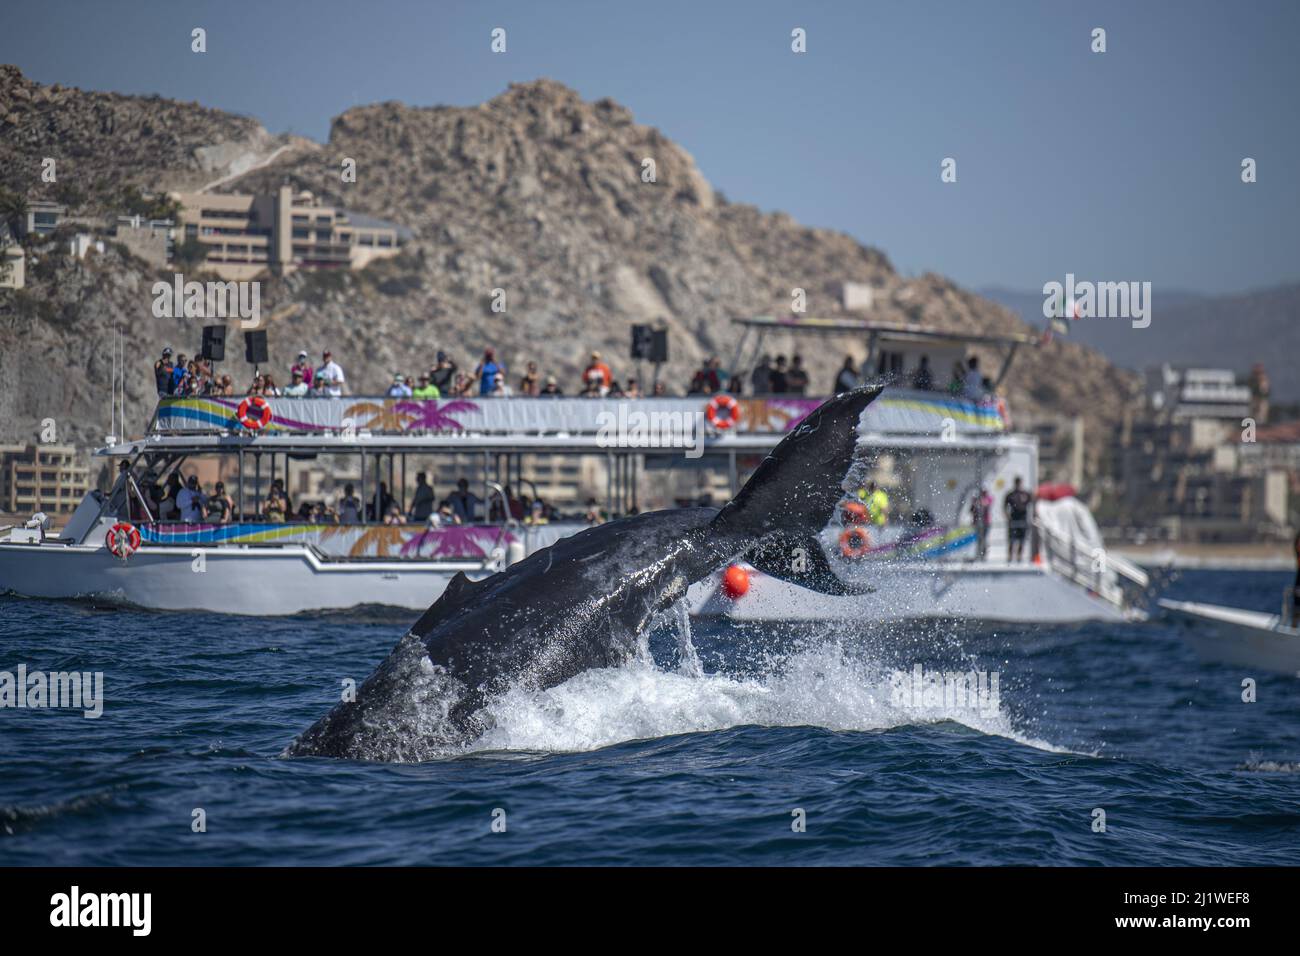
[482,481,519,569]
[1033,518,1149,611]
[141,391,1008,440]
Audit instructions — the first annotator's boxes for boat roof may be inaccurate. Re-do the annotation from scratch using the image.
[732,315,1038,349]
[97,390,1027,456]
[101,429,1033,457]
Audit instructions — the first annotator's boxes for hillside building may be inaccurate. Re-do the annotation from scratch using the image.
[1113,365,1290,542]
[169,185,412,280]
[0,443,91,517]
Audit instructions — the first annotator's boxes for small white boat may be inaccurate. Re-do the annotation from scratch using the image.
[1159,597,1300,675]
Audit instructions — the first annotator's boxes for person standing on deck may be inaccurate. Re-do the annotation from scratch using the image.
[912,355,934,391]
[316,350,346,397]
[834,356,859,394]
[338,483,362,524]
[206,481,234,524]
[859,481,889,527]
[154,347,175,396]
[410,473,435,522]
[290,351,315,388]
[970,486,992,560]
[1003,477,1034,563]
[751,355,774,395]
[786,356,809,395]
[476,348,504,396]
[449,478,483,524]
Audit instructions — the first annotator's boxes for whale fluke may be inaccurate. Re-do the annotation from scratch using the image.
[286,387,884,760]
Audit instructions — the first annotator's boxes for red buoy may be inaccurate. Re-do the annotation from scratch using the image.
[722,564,750,599]
[842,500,868,524]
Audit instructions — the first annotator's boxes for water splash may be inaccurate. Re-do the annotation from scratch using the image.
[671,599,703,677]
[469,637,1067,755]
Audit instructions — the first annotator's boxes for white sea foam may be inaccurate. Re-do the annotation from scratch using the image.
[468,637,1067,755]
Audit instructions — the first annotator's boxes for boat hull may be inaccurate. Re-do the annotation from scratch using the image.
[1160,599,1300,675]
[690,562,1128,624]
[2,543,1130,624]
[0,542,478,616]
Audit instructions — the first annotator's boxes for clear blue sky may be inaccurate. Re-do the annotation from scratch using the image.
[4,0,1297,295]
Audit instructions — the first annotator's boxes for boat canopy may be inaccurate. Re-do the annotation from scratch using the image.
[726,315,1036,390]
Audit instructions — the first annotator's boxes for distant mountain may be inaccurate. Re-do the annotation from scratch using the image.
[979,283,1300,402]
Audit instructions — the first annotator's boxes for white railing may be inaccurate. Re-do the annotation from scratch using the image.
[1033,519,1149,611]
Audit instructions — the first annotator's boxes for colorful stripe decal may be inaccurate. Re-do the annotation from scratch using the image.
[878,397,1004,429]
[138,523,330,545]
[855,525,980,559]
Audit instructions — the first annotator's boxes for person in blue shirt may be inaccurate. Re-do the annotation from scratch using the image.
[170,354,190,395]
[475,348,503,396]
[385,373,412,398]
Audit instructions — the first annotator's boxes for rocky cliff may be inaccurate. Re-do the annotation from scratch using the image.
[0,67,1138,481]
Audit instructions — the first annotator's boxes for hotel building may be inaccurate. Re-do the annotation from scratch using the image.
[169,185,412,280]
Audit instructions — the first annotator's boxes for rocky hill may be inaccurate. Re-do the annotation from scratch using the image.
[0,67,1137,482]
[0,64,304,209]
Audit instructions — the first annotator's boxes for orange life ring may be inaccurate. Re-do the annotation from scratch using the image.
[705,394,741,430]
[839,526,871,559]
[106,521,141,559]
[237,395,273,431]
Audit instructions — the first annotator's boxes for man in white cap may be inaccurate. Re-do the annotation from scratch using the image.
[290,350,314,388]
[316,349,345,397]
[283,368,310,397]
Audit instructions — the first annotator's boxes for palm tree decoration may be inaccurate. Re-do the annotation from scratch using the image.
[741,396,821,433]
[393,399,481,433]
[342,399,414,432]
[400,524,508,558]
[346,525,409,558]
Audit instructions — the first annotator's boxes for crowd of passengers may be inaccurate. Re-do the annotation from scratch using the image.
[134,465,622,529]
[153,343,1000,403]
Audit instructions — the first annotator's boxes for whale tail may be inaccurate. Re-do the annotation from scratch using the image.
[711,385,883,594]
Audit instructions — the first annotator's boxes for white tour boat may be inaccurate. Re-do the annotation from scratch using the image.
[0,318,1149,623]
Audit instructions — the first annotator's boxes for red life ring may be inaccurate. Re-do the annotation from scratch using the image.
[106,521,141,559]
[839,526,871,559]
[237,395,273,431]
[705,394,741,430]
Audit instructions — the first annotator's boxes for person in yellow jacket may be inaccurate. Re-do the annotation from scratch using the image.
[857,481,890,526]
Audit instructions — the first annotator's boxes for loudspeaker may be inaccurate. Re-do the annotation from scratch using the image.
[244,329,268,364]
[650,328,668,364]
[631,324,653,360]
[201,325,226,361]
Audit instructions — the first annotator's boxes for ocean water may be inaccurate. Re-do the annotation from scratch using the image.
[1,569,1298,866]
